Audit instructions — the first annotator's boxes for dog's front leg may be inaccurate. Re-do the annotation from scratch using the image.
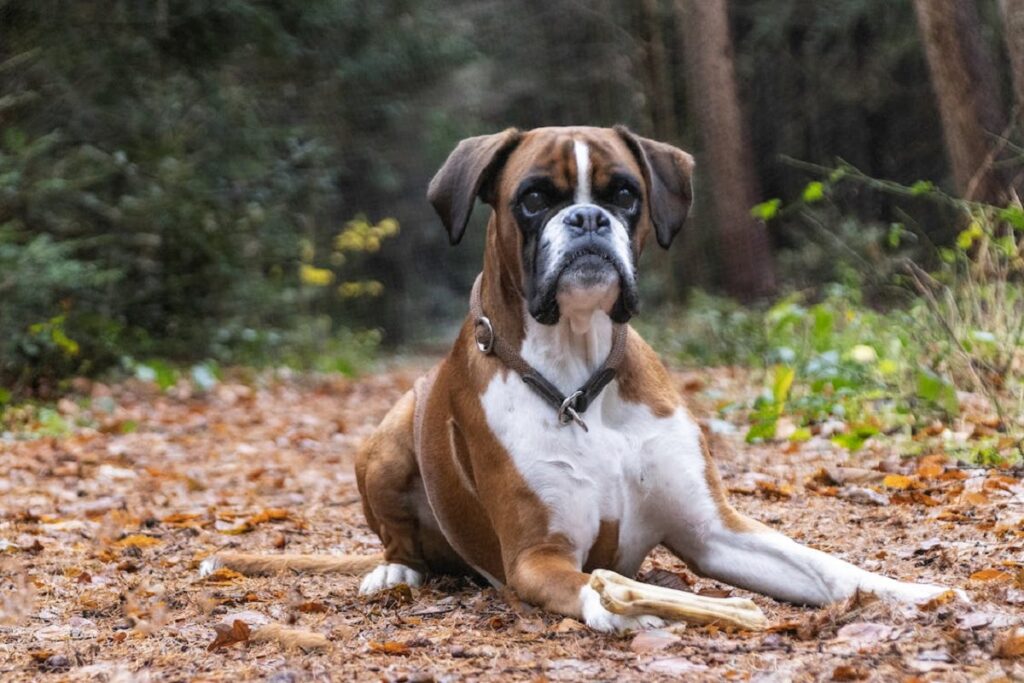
[507,544,665,633]
[650,419,955,606]
[666,521,951,606]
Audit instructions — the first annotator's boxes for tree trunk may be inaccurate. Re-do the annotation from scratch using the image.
[639,0,678,141]
[913,0,1008,203]
[677,0,776,299]
[1003,0,1024,126]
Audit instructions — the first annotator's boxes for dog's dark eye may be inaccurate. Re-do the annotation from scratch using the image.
[612,187,637,211]
[520,190,549,215]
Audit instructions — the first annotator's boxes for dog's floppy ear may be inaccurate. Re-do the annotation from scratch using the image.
[614,125,694,249]
[428,128,522,245]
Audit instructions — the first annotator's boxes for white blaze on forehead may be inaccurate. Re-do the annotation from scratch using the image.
[573,140,591,203]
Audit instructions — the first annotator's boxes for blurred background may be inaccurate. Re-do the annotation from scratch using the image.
[2,0,1023,398]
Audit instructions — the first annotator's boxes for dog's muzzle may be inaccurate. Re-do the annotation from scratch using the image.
[529,204,637,325]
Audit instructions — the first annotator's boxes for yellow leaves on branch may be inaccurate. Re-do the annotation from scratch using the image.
[337,280,384,298]
[334,216,398,254]
[298,216,397,294]
[299,264,335,287]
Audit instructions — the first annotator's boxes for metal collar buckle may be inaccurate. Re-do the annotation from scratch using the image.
[475,316,494,354]
[558,390,589,432]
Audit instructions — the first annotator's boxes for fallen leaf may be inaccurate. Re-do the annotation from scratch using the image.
[207,619,251,651]
[995,627,1024,658]
[162,512,202,526]
[831,665,867,681]
[553,618,585,633]
[755,479,793,499]
[201,567,245,584]
[295,600,328,613]
[882,474,913,490]
[969,568,1013,582]
[985,475,1017,492]
[960,491,990,506]
[368,640,410,655]
[247,508,289,525]
[367,583,413,608]
[918,590,957,612]
[637,568,695,592]
[116,534,161,549]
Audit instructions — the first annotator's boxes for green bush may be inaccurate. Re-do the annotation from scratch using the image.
[0,228,119,387]
[645,167,1024,464]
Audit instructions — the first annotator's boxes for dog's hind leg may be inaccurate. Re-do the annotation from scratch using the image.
[356,388,464,594]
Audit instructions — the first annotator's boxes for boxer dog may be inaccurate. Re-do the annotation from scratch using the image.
[207,126,954,632]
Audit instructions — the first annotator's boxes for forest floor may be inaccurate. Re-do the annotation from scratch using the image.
[1,360,1023,682]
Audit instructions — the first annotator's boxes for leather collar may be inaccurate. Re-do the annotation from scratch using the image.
[468,273,627,431]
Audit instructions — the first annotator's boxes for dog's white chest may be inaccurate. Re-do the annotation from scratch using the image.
[480,376,651,572]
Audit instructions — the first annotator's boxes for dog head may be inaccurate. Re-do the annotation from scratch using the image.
[428,126,693,326]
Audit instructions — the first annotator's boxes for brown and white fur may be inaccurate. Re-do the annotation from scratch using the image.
[209,126,954,632]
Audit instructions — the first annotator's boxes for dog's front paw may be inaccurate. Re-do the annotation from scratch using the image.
[358,562,424,596]
[579,584,666,633]
[862,577,968,605]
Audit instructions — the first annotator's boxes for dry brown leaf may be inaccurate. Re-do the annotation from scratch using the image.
[995,627,1024,658]
[831,665,867,681]
[295,600,328,613]
[984,475,1017,492]
[367,583,413,608]
[960,491,990,506]
[637,568,696,592]
[162,512,202,526]
[368,640,410,655]
[891,492,940,506]
[755,480,793,499]
[247,508,289,524]
[918,590,957,612]
[882,474,913,490]
[116,534,161,549]
[207,619,251,651]
[969,568,1013,582]
[201,567,246,584]
[553,618,585,633]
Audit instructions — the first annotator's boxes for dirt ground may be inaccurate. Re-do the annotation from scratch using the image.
[1,361,1022,682]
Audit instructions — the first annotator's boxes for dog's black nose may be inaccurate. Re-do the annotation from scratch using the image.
[564,206,611,234]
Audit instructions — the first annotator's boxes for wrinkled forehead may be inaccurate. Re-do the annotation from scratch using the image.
[499,127,643,197]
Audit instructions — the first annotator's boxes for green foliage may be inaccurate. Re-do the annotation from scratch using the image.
[647,283,976,453]
[0,228,119,385]
[0,0,455,390]
[652,162,1024,461]
[750,199,782,221]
